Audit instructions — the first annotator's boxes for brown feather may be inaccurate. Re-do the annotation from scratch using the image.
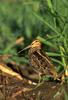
[28,40,58,79]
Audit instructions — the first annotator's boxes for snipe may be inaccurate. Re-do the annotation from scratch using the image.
[19,39,58,80]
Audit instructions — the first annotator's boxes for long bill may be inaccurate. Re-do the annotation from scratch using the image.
[18,45,31,54]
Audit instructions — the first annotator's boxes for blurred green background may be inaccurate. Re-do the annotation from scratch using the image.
[0,0,68,75]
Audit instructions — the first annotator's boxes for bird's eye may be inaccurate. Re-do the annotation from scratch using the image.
[31,40,40,45]
[35,40,39,43]
[35,40,38,42]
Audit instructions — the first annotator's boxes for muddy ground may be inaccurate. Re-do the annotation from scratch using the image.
[0,71,68,100]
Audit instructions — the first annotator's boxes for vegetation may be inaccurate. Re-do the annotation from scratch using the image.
[0,0,68,77]
[0,0,68,99]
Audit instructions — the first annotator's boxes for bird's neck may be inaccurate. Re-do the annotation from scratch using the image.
[28,47,41,55]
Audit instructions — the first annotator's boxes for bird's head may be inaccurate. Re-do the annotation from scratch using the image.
[30,40,41,49]
[18,39,41,54]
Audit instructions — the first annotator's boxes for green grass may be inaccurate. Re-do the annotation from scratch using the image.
[0,0,68,82]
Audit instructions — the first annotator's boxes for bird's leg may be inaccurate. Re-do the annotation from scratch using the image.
[34,72,44,89]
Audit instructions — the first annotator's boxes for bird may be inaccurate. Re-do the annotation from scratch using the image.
[19,39,58,80]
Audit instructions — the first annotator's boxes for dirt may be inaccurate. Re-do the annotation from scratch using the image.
[0,71,68,100]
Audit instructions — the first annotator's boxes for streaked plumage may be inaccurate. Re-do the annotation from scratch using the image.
[28,40,58,79]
